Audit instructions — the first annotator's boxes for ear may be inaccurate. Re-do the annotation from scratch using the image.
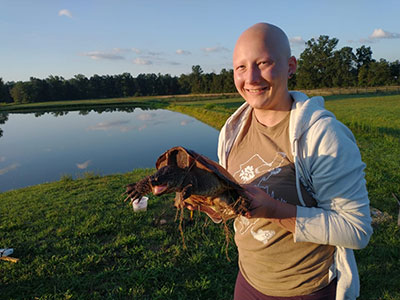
[288,56,297,78]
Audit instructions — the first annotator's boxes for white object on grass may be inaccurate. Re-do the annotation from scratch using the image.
[132,196,148,212]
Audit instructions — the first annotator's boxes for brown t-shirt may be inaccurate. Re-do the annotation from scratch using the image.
[228,110,335,297]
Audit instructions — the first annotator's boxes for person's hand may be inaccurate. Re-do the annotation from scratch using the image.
[242,184,278,219]
[241,184,297,233]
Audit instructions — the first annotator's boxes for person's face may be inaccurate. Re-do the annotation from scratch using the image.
[233,33,296,111]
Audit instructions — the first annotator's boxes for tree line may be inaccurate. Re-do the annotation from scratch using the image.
[1,35,399,104]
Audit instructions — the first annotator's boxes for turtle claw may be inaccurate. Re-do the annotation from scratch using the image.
[123,177,152,204]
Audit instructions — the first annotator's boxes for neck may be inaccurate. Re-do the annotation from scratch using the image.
[254,93,293,127]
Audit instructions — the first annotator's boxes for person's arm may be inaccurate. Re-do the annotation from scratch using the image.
[294,118,373,249]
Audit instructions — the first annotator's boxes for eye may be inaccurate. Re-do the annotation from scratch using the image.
[258,61,271,67]
[235,65,246,71]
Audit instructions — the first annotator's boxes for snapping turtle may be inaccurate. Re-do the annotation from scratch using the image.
[123,146,250,222]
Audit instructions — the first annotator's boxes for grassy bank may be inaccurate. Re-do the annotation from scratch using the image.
[1,93,400,299]
[0,94,239,113]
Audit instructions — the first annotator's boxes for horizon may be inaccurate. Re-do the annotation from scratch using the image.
[1,0,400,82]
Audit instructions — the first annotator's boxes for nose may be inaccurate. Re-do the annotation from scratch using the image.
[245,64,261,84]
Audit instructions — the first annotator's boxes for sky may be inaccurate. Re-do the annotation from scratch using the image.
[1,0,400,82]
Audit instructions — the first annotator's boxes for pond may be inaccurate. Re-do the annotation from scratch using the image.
[0,108,220,192]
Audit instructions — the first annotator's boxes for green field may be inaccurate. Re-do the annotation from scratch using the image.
[1,93,400,299]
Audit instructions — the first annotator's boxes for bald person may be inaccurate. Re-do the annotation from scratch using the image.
[217,23,372,300]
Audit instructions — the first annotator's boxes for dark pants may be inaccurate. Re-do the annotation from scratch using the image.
[234,270,337,300]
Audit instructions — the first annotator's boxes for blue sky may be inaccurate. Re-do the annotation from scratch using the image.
[1,0,399,82]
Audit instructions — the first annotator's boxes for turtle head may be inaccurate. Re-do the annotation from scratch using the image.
[150,165,186,195]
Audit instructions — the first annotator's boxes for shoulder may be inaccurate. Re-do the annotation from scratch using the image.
[297,115,364,188]
[304,116,357,155]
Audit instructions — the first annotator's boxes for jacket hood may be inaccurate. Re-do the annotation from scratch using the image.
[289,91,335,143]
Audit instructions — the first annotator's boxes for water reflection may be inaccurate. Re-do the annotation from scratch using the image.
[0,106,160,138]
[0,112,8,137]
[0,107,219,192]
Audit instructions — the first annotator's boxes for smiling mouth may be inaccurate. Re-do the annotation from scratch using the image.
[246,87,269,93]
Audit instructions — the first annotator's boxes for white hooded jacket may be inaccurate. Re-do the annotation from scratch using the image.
[218,91,373,300]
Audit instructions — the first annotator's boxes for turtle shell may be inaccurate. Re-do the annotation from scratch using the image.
[155,146,243,192]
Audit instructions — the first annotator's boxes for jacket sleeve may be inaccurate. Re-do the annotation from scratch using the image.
[217,123,227,168]
[294,117,373,249]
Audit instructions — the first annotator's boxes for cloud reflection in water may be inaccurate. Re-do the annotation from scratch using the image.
[76,160,91,169]
[0,163,21,175]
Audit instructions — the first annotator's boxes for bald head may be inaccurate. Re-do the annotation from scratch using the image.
[232,23,297,115]
[234,23,292,61]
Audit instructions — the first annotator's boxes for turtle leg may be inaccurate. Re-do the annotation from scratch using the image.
[174,192,185,209]
[123,176,152,203]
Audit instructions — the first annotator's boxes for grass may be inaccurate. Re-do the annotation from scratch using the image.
[1,93,400,299]
[0,170,238,299]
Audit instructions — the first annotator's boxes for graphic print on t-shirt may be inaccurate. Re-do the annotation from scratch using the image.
[232,152,286,196]
[232,151,288,244]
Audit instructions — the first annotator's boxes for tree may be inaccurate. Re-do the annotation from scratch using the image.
[219,68,236,93]
[46,75,67,101]
[355,46,374,87]
[69,74,89,100]
[296,35,339,88]
[389,60,400,85]
[189,65,204,93]
[0,78,8,103]
[355,45,373,70]
[29,77,50,102]
[10,81,30,103]
[177,73,191,94]
[366,59,391,86]
[357,65,369,87]
[115,73,136,97]
[331,47,357,87]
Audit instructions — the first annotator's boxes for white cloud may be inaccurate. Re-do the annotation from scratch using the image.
[176,49,191,55]
[133,58,152,65]
[202,46,229,53]
[82,51,125,60]
[76,160,91,169]
[58,9,72,18]
[370,28,400,39]
[289,36,305,45]
[0,163,20,176]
